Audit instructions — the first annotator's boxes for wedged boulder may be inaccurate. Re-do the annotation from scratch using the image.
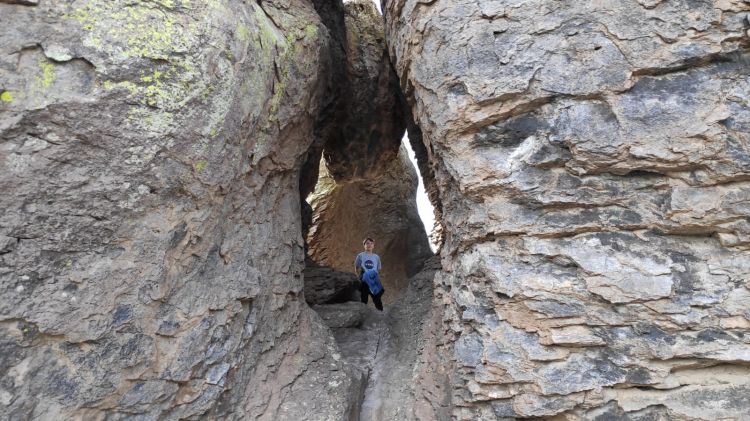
[305,0,433,303]
[304,263,361,305]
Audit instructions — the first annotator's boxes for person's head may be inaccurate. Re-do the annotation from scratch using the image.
[363,237,374,252]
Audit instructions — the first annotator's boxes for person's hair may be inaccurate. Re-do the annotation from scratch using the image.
[363,237,374,245]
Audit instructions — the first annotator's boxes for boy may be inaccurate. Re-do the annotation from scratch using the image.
[354,237,384,311]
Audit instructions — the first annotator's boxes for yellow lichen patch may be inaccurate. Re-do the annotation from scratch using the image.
[193,160,208,172]
[126,106,175,135]
[36,59,57,89]
[64,1,191,60]
[269,77,287,116]
[252,5,285,51]
[114,80,139,95]
[139,69,168,107]
[105,66,193,110]
[0,91,13,102]
[304,24,318,39]
[200,85,212,101]
[140,70,163,83]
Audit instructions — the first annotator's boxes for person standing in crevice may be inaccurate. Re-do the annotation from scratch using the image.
[354,237,385,311]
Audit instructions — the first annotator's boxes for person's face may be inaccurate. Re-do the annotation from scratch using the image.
[364,240,374,252]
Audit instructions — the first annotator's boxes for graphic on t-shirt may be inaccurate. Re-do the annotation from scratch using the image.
[364,259,375,270]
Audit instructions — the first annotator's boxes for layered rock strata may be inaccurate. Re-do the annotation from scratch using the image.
[385,0,750,419]
[0,0,363,419]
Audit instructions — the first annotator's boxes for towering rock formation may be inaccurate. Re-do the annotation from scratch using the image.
[385,0,750,419]
[3,0,750,419]
[0,0,365,419]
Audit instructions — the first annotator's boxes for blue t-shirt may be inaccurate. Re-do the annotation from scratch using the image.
[355,252,381,274]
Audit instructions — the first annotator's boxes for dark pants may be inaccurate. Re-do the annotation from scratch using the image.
[360,282,384,311]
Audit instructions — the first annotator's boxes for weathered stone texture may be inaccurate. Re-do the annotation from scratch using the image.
[323,0,406,182]
[385,0,750,418]
[0,0,362,419]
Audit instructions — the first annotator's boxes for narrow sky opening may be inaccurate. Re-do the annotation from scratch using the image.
[404,134,437,252]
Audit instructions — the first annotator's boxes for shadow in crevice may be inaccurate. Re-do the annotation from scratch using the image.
[295,2,445,418]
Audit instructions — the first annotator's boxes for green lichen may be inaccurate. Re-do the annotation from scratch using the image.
[36,59,56,89]
[253,5,284,52]
[104,66,192,111]
[140,70,162,83]
[193,160,208,172]
[64,2,191,60]
[304,24,318,39]
[126,106,175,134]
[200,85,212,101]
[269,78,287,116]
[236,23,251,44]
[118,81,139,95]
[0,91,12,102]
[64,0,203,134]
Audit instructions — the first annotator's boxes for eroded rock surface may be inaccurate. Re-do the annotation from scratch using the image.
[385,0,750,419]
[4,0,749,418]
[313,257,444,420]
[0,0,363,419]
[322,0,406,182]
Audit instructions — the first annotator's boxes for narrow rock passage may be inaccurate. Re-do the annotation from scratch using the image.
[362,257,443,420]
[313,257,441,420]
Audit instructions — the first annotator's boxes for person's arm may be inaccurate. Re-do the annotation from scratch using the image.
[377,255,382,271]
[354,254,363,278]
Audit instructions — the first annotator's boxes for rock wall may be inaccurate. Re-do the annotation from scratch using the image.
[385,0,750,419]
[0,0,363,419]
[323,0,406,182]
